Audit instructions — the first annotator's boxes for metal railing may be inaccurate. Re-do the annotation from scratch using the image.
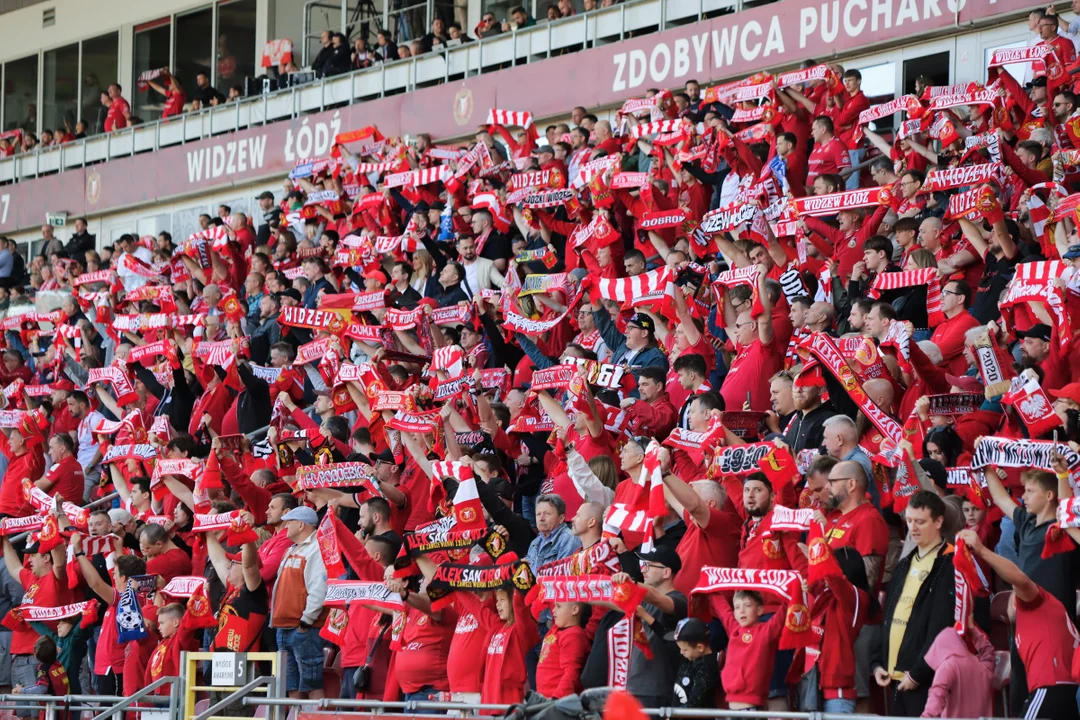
[0,0,746,184]
[0,687,175,720]
[241,696,1010,719]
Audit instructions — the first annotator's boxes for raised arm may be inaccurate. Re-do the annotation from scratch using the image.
[984,465,1019,518]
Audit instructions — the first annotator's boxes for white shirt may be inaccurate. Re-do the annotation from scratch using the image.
[115,247,154,292]
[463,260,480,298]
[76,410,106,468]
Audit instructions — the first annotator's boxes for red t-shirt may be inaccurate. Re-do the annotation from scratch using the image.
[674,506,741,600]
[396,605,458,693]
[104,97,130,132]
[535,624,591,698]
[44,455,84,506]
[95,601,127,674]
[51,404,78,438]
[824,503,890,587]
[13,569,70,655]
[162,90,186,119]
[806,137,851,183]
[401,459,434,531]
[146,547,192,582]
[446,598,493,693]
[1015,588,1080,691]
[720,337,783,412]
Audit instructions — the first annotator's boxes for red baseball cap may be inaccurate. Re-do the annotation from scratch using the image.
[1049,382,1080,405]
[945,374,984,394]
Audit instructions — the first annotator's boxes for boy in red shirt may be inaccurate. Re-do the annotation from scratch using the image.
[145,593,216,693]
[708,590,787,711]
[534,600,591,698]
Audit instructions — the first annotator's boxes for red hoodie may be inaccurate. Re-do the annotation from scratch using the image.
[806,578,868,699]
[535,624,591,698]
[710,594,786,707]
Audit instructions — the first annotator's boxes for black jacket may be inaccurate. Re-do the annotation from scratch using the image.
[870,543,955,686]
[236,362,273,435]
[782,403,836,454]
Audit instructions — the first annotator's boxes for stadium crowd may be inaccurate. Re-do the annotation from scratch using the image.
[3,3,1080,718]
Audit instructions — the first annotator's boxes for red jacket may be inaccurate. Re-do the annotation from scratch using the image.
[625,393,678,439]
[803,205,888,281]
[809,579,868,698]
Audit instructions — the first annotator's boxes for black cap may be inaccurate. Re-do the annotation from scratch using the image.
[1064,244,1080,260]
[1016,323,1052,342]
[23,540,42,555]
[256,191,275,201]
[374,448,399,465]
[1029,76,1048,88]
[278,288,303,303]
[663,617,709,644]
[627,312,654,334]
[286,190,303,201]
[637,545,681,574]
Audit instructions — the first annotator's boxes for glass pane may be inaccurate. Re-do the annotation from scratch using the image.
[132,20,171,121]
[2,55,39,135]
[81,33,118,137]
[903,51,950,95]
[217,0,257,96]
[985,41,1028,84]
[42,44,79,137]
[176,6,215,111]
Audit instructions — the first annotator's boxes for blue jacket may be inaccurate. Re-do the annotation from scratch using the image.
[592,308,669,396]
[525,522,582,572]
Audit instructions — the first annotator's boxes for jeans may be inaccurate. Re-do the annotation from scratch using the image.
[404,685,444,714]
[912,329,933,343]
[276,627,324,693]
[996,515,1020,566]
[847,149,864,190]
[824,697,856,713]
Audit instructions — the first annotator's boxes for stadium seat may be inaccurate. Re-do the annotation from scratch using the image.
[990,590,1013,651]
[992,650,1011,717]
[323,646,342,698]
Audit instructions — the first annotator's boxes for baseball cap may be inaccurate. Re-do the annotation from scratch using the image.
[944,374,984,394]
[108,508,134,525]
[374,448,399,465]
[626,313,654,334]
[663,617,709,644]
[362,268,388,284]
[1065,245,1080,260]
[1050,382,1080,405]
[637,545,681,574]
[1016,323,1052,342]
[23,540,42,555]
[278,288,303,304]
[1028,76,1048,88]
[256,191,275,201]
[226,551,263,567]
[281,506,319,526]
[50,379,75,393]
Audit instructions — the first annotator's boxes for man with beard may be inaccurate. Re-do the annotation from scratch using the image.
[724,471,808,713]
[780,366,835,453]
[358,497,399,546]
[1013,323,1072,391]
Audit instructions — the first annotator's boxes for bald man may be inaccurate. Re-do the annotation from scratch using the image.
[821,459,890,709]
[862,378,896,416]
[823,415,877,506]
[806,301,836,333]
[570,501,604,548]
[591,120,619,156]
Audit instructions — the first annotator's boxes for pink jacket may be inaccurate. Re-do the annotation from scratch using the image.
[921,626,995,718]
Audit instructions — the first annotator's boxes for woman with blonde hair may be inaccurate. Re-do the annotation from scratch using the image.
[410,248,434,294]
[905,248,937,270]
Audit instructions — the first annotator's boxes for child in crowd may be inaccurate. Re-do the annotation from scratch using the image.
[15,635,71,719]
[921,622,996,718]
[709,590,786,711]
[666,617,718,708]
[535,600,592,698]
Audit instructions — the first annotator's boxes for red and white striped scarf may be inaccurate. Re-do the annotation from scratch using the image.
[631,118,689,140]
[868,269,943,327]
[1000,261,1070,348]
[487,108,534,129]
[602,441,666,551]
[596,266,674,304]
